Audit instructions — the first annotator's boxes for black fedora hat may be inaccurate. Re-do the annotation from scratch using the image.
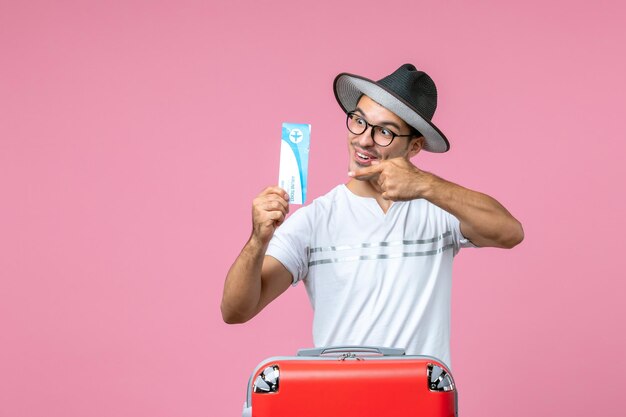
[333,63,450,153]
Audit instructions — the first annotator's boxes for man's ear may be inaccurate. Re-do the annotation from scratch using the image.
[408,136,425,158]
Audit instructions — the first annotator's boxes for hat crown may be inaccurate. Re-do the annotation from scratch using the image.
[377,63,438,120]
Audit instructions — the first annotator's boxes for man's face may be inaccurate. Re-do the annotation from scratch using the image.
[347,95,423,176]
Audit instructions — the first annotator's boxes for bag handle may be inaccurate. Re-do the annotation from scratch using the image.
[297,346,406,357]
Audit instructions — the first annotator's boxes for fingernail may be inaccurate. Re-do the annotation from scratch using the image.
[347,171,354,177]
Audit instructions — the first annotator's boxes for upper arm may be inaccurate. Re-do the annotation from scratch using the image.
[459,214,524,249]
[458,221,483,247]
[253,255,294,316]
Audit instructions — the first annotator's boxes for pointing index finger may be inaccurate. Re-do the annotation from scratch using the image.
[348,162,383,179]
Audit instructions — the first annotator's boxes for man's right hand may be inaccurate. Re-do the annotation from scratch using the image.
[221,186,292,324]
[251,186,290,245]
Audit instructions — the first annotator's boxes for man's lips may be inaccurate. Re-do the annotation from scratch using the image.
[354,148,378,164]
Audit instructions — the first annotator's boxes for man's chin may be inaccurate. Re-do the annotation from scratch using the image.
[351,159,374,170]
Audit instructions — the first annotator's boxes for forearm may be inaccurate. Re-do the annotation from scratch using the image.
[420,173,524,248]
[221,236,267,324]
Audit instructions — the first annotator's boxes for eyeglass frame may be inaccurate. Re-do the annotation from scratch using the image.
[346,111,420,147]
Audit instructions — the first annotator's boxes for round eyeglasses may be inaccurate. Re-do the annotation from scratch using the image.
[346,112,418,147]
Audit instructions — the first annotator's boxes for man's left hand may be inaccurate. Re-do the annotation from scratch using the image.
[349,158,432,201]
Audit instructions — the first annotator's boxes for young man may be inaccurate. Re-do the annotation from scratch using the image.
[221,64,523,367]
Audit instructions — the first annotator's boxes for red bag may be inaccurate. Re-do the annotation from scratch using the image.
[243,346,457,417]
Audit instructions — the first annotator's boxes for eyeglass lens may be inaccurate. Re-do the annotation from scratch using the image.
[346,113,396,146]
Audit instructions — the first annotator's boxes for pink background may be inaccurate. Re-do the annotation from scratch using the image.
[1,0,625,416]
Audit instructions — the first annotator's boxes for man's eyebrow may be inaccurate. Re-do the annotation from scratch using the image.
[353,107,403,131]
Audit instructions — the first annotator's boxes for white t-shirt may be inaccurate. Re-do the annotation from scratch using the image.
[267,184,473,367]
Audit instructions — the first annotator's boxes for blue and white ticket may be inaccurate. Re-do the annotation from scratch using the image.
[278,123,311,205]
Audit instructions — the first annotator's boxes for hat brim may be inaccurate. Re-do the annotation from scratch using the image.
[333,73,450,153]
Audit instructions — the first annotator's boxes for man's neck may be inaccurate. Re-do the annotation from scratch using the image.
[346,179,393,213]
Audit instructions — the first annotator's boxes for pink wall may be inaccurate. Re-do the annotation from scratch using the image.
[1,0,625,416]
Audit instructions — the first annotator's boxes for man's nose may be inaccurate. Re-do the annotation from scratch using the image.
[356,126,376,147]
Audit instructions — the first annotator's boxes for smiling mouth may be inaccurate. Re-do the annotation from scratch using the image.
[355,148,379,163]
[356,151,371,160]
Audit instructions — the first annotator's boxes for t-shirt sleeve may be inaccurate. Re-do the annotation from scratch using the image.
[266,206,312,286]
[448,212,477,255]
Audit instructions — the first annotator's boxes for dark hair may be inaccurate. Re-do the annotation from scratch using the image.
[409,126,423,138]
